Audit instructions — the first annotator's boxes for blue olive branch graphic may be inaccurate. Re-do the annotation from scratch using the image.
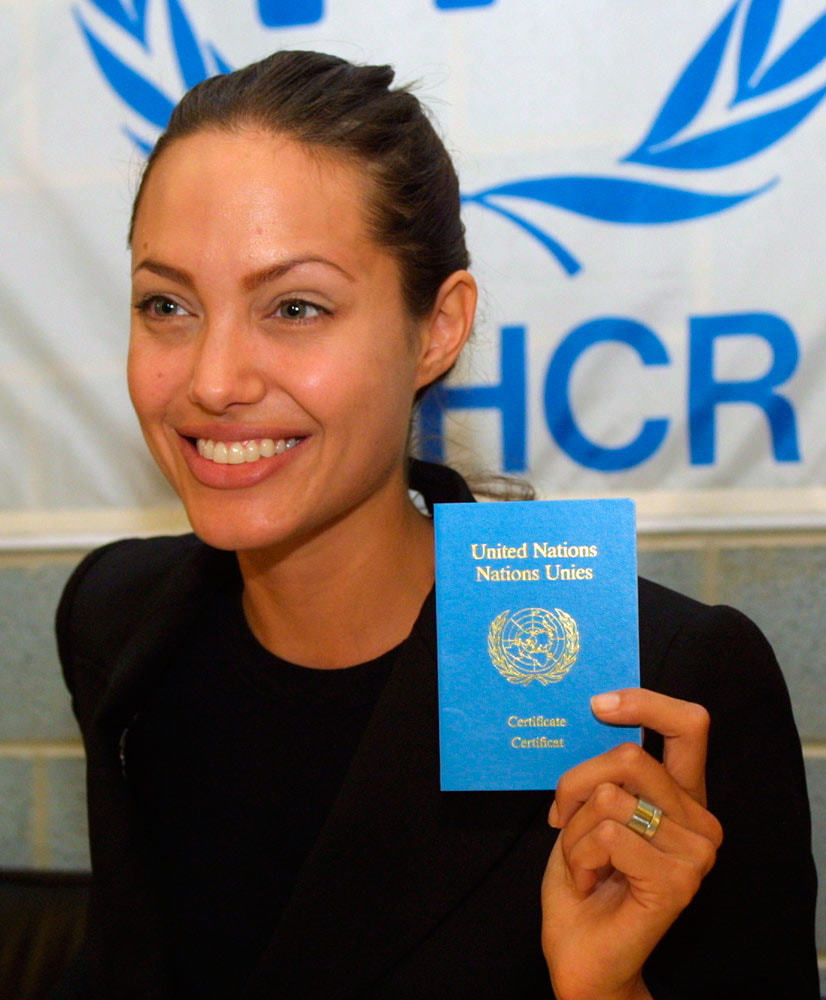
[464,192,584,275]
[463,175,776,276]
[629,1,740,158]
[74,0,231,151]
[735,0,826,101]
[626,0,826,168]
[736,0,782,99]
[78,0,150,47]
[466,0,826,274]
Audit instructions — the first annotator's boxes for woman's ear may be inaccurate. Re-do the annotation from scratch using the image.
[414,270,477,391]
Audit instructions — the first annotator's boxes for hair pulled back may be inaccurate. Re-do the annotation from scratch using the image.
[129,50,469,318]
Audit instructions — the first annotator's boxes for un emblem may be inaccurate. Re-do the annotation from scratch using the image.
[488,607,580,686]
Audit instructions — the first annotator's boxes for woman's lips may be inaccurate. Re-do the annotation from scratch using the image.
[177,433,306,489]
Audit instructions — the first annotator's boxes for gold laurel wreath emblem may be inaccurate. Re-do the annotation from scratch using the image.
[488,608,580,686]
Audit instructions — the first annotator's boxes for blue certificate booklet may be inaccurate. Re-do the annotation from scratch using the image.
[434,499,640,791]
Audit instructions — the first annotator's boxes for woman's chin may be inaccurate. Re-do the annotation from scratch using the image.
[183,509,289,553]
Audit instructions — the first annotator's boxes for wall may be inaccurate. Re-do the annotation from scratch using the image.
[1,533,824,986]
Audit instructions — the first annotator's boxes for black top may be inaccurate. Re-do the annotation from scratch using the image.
[57,460,819,999]
[127,578,396,997]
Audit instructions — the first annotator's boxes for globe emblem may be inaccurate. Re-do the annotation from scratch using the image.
[488,607,580,686]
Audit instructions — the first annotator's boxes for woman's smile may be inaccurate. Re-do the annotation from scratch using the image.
[178,431,307,490]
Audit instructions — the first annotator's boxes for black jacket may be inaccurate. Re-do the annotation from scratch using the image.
[57,461,818,998]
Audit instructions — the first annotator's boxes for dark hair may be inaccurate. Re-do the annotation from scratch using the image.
[129,50,469,318]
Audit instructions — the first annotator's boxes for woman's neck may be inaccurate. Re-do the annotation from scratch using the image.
[237,485,434,669]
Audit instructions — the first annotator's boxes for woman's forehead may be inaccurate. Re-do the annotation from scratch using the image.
[130,130,403,296]
[140,129,369,211]
[133,132,376,255]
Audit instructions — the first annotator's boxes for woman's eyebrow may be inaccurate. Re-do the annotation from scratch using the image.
[241,257,355,291]
[132,259,194,287]
[131,256,355,289]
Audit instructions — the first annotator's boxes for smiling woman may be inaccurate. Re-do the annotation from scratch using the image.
[127,126,475,664]
[55,50,817,1000]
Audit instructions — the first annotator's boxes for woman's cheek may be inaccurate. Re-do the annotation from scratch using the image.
[128,342,180,418]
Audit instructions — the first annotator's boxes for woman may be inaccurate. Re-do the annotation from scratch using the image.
[57,50,818,999]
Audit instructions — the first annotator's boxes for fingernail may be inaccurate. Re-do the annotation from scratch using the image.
[548,801,560,828]
[591,691,621,713]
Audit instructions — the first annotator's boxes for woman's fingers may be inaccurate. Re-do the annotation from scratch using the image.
[558,780,721,893]
[552,742,684,828]
[550,740,721,845]
[564,815,717,907]
[591,688,711,799]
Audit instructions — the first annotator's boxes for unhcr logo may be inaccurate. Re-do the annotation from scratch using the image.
[465,0,826,274]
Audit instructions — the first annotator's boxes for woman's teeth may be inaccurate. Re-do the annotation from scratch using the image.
[196,437,300,464]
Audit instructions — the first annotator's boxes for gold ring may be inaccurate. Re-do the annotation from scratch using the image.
[627,798,663,840]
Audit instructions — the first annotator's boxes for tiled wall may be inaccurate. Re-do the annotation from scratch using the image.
[1,534,824,985]
[0,554,88,869]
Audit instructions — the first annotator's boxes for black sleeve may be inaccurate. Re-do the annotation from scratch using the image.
[56,542,124,694]
[641,600,818,999]
[55,535,205,727]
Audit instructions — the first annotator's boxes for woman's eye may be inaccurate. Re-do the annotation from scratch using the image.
[276,299,325,320]
[137,296,187,318]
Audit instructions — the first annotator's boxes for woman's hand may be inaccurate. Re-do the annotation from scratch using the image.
[541,689,723,1000]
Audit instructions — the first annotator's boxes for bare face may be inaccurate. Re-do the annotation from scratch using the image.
[128,129,434,553]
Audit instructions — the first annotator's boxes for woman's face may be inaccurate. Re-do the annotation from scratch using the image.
[128,129,439,553]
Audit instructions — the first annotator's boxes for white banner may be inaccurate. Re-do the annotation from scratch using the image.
[3,0,826,542]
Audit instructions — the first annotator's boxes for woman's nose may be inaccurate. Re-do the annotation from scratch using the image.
[187,323,267,413]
